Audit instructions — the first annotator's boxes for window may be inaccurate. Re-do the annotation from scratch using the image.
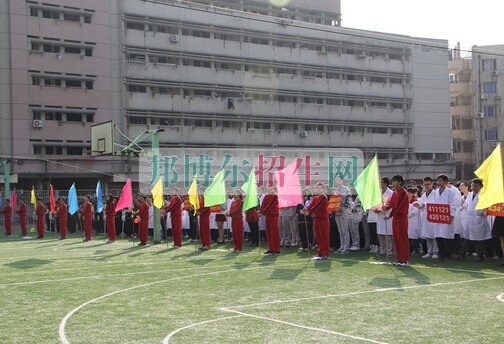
[194,120,212,127]
[31,42,41,51]
[461,119,473,129]
[128,116,147,124]
[43,44,60,53]
[85,81,93,89]
[485,130,498,141]
[45,146,54,155]
[126,22,144,30]
[128,84,146,93]
[42,10,59,19]
[66,113,82,122]
[64,46,81,54]
[32,76,42,85]
[84,48,92,56]
[416,153,433,160]
[33,146,42,154]
[450,96,458,107]
[30,8,39,17]
[435,153,451,161]
[483,82,497,94]
[63,13,80,22]
[86,114,94,122]
[369,127,388,134]
[482,59,497,71]
[463,141,474,152]
[484,105,497,117]
[65,79,81,88]
[449,73,457,84]
[44,78,62,87]
[83,15,91,24]
[453,141,461,153]
[66,147,83,155]
[391,128,404,135]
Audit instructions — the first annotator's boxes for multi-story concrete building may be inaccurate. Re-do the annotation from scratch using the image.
[0,0,454,190]
[449,44,475,180]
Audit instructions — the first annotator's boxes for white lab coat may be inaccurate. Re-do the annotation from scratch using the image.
[459,195,469,238]
[259,194,266,231]
[419,190,436,239]
[408,202,420,239]
[376,188,393,235]
[449,187,462,235]
[464,191,492,241]
[432,187,456,239]
[148,205,154,229]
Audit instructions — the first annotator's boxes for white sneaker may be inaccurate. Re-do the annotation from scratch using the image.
[312,256,322,260]
[422,253,432,259]
[349,246,360,251]
[432,254,439,259]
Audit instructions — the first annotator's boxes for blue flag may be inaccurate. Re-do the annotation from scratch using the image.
[68,183,79,215]
[0,193,3,208]
[96,181,103,213]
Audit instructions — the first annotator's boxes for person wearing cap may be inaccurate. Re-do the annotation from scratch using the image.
[134,194,149,246]
[198,190,211,250]
[383,175,410,266]
[304,183,330,260]
[258,187,280,255]
[81,195,93,242]
[16,199,27,236]
[35,198,46,239]
[0,199,12,236]
[227,189,244,252]
[164,187,183,248]
[105,194,116,243]
[55,198,68,240]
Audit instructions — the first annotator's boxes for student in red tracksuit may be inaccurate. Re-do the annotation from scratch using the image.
[16,199,27,236]
[246,205,260,247]
[0,199,12,236]
[304,183,330,260]
[55,198,68,240]
[164,188,183,248]
[105,195,116,243]
[81,195,93,242]
[134,195,149,246]
[384,175,410,266]
[259,188,280,254]
[227,190,244,252]
[35,198,46,238]
[198,195,211,250]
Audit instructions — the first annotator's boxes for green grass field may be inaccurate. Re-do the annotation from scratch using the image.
[1,230,503,344]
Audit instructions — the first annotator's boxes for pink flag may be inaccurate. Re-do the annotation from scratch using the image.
[275,159,303,209]
[10,188,17,211]
[115,179,133,213]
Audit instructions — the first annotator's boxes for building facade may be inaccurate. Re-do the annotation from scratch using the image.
[0,0,454,190]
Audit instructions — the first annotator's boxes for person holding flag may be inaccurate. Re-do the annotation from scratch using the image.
[105,195,116,243]
[35,197,46,239]
[241,168,260,247]
[227,189,244,252]
[304,183,330,260]
[81,195,93,242]
[198,190,211,250]
[134,194,149,246]
[55,198,68,240]
[0,198,12,236]
[258,187,280,255]
[16,199,27,237]
[164,187,183,248]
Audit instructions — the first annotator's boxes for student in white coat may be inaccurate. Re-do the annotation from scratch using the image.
[432,175,457,261]
[447,182,463,255]
[456,178,492,262]
[407,188,421,255]
[416,177,439,259]
[458,182,470,240]
[373,177,393,257]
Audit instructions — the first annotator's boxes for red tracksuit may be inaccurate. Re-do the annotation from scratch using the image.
[229,199,244,251]
[105,202,116,241]
[165,197,183,247]
[199,197,211,248]
[0,204,12,236]
[56,203,68,239]
[260,194,280,254]
[35,203,46,238]
[385,188,410,263]
[16,203,27,236]
[306,195,330,257]
[136,202,149,245]
[81,201,93,241]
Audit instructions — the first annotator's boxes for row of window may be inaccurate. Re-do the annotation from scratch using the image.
[452,117,473,130]
[29,37,94,57]
[483,82,497,94]
[32,108,95,123]
[127,115,406,135]
[33,146,88,156]
[28,3,93,23]
[450,96,472,107]
[124,19,406,60]
[126,84,407,109]
[453,140,474,153]
[128,52,407,84]
[31,72,95,89]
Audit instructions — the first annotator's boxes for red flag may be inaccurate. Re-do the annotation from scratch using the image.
[115,179,133,213]
[10,188,17,212]
[49,184,56,212]
[275,159,303,209]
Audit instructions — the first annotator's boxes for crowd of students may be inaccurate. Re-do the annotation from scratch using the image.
[1,175,504,267]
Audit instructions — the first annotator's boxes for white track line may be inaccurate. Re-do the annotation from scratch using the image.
[497,293,504,303]
[223,309,388,344]
[162,315,244,344]
[58,260,307,344]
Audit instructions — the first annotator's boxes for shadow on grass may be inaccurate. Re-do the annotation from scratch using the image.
[3,258,52,269]
[268,268,304,280]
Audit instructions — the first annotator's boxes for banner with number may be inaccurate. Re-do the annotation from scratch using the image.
[210,205,221,213]
[487,203,504,217]
[327,195,342,211]
[427,203,451,224]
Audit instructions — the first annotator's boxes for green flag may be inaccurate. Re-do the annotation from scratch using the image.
[203,170,227,207]
[241,168,259,211]
[354,155,382,210]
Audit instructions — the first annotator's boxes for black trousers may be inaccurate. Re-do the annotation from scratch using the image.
[298,221,314,249]
[368,222,379,246]
[436,237,453,259]
[248,221,259,245]
[459,239,492,258]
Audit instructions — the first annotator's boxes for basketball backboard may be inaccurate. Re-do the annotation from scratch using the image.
[91,121,114,156]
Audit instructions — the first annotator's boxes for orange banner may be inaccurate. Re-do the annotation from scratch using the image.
[327,195,342,212]
[210,205,221,213]
[487,203,504,217]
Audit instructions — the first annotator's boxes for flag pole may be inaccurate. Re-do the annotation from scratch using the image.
[303,213,311,259]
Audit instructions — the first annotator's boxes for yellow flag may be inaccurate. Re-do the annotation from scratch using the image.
[475,143,504,209]
[188,175,200,215]
[151,177,164,209]
[31,187,36,207]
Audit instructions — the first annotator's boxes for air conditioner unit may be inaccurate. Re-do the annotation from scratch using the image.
[492,71,499,76]
[491,142,499,148]
[33,120,44,128]
[169,35,179,43]
[476,112,485,119]
[299,131,308,138]
[481,94,489,100]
